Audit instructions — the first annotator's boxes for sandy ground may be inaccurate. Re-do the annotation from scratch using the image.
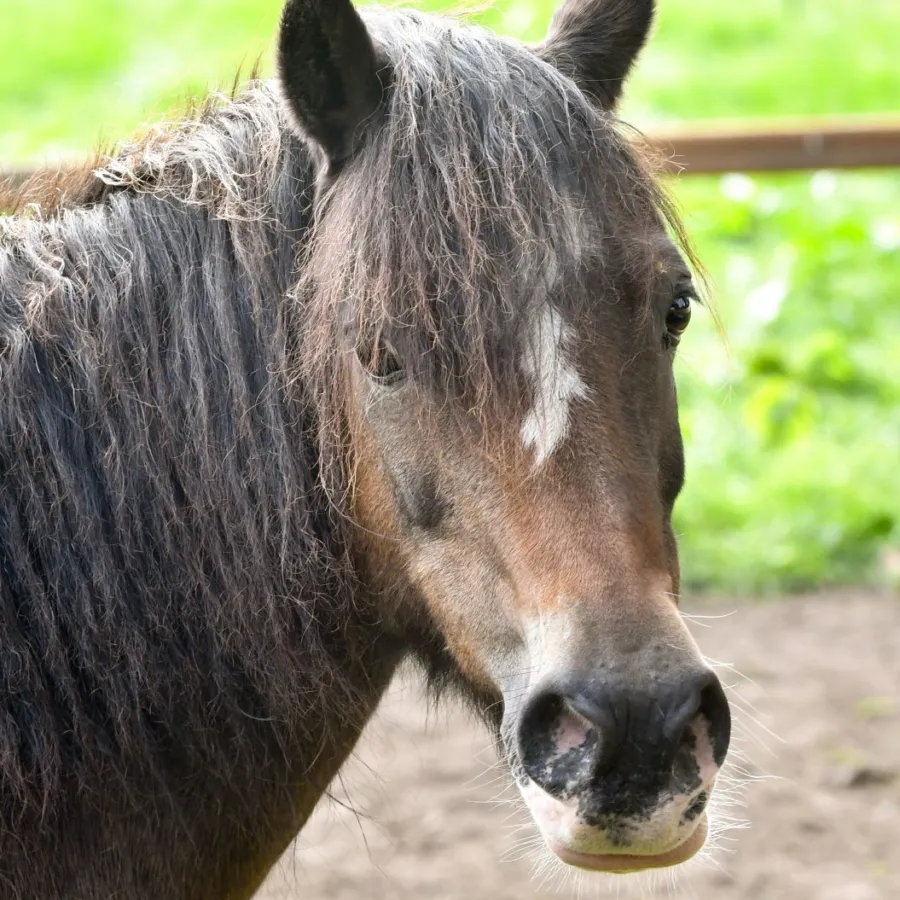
[257,591,900,900]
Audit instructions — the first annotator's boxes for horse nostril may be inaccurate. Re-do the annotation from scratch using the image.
[670,671,732,768]
[517,688,600,797]
[518,689,565,772]
[698,675,731,766]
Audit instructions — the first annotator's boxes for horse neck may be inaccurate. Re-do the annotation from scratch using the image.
[0,95,406,810]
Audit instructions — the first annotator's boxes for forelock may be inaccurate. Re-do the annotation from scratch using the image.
[300,8,672,423]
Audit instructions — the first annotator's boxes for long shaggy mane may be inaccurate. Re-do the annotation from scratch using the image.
[0,80,369,836]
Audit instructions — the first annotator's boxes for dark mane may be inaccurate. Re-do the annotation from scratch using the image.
[0,5,688,874]
[0,80,377,838]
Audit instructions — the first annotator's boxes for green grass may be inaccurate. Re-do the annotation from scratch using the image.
[4,1,900,593]
[4,0,899,165]
[673,171,900,591]
[0,0,285,166]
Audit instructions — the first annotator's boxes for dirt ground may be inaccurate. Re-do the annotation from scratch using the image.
[257,591,900,900]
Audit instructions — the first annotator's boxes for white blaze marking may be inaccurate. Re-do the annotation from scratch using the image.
[520,305,587,466]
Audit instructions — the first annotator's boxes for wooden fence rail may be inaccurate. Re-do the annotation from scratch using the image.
[3,117,900,192]
[643,116,900,174]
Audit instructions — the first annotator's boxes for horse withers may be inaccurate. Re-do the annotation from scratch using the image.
[0,0,730,896]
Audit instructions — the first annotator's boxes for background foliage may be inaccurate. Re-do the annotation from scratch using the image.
[3,0,899,592]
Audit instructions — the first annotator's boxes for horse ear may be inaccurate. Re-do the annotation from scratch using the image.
[278,0,388,170]
[536,0,655,109]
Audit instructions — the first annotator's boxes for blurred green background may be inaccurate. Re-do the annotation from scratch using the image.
[2,0,899,593]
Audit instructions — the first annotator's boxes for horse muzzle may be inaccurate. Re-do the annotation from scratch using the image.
[510,665,731,872]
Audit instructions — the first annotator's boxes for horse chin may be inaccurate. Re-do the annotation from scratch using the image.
[548,815,709,874]
[515,773,712,875]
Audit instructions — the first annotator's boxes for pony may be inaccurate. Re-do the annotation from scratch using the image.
[0,1,731,896]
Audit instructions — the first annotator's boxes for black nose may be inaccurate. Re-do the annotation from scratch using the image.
[517,669,730,800]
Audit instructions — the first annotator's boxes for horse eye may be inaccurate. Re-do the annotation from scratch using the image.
[664,292,693,347]
[357,339,405,386]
